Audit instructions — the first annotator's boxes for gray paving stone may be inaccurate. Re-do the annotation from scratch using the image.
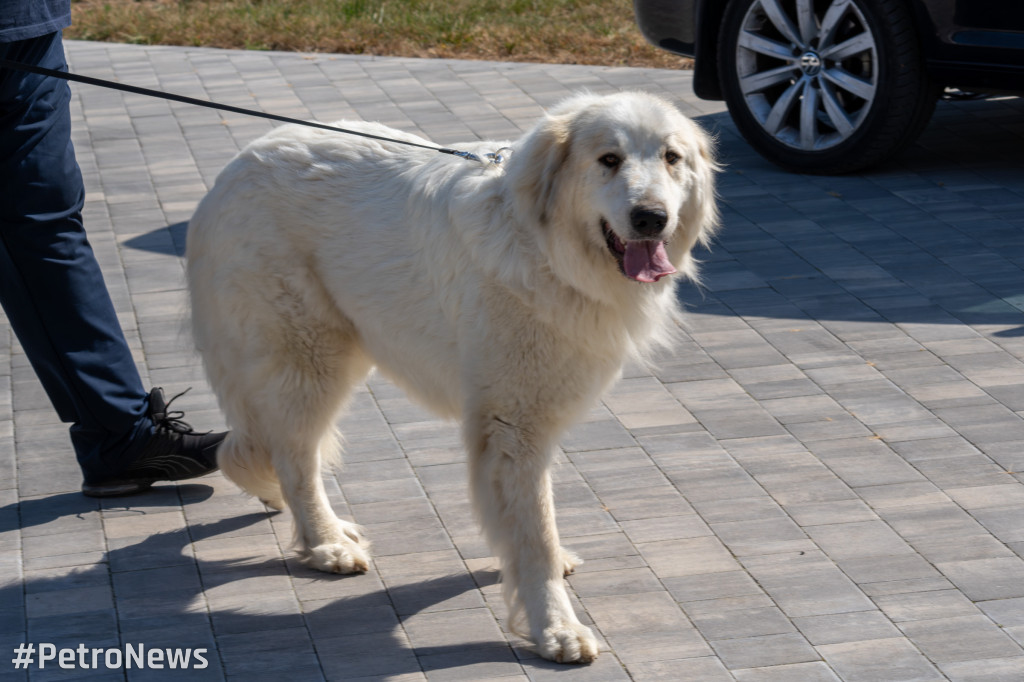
[837,554,944,588]
[710,516,812,557]
[977,597,1024,629]
[733,661,842,682]
[878,503,990,540]
[805,521,915,560]
[913,532,1015,561]
[666,570,765,604]
[939,656,1024,682]
[898,614,1023,664]
[582,591,709,658]
[782,499,879,527]
[793,610,901,646]
[817,637,945,682]
[616,514,711,544]
[936,557,1024,601]
[566,566,664,598]
[742,553,876,618]
[874,589,981,622]
[626,656,734,681]
[710,632,820,670]
[217,626,320,676]
[690,605,796,640]
[315,631,421,679]
[637,536,741,577]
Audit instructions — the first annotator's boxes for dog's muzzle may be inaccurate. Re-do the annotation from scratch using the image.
[602,219,677,283]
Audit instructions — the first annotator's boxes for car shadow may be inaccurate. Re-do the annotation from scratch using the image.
[683,98,1024,336]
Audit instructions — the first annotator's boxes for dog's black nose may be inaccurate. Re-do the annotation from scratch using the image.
[630,207,668,237]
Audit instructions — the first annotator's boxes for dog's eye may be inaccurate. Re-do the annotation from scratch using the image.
[599,154,621,169]
[665,150,681,166]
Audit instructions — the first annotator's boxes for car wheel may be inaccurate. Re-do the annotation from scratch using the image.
[718,0,938,174]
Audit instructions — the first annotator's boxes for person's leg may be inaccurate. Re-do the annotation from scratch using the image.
[0,32,223,494]
[0,31,152,480]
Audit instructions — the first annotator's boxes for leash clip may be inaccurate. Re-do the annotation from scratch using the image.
[485,147,513,166]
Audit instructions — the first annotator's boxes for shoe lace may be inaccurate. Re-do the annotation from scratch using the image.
[153,388,203,435]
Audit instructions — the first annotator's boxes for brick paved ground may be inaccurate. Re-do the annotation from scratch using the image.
[3,40,1024,681]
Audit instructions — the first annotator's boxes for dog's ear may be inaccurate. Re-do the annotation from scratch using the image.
[685,121,721,249]
[507,112,573,226]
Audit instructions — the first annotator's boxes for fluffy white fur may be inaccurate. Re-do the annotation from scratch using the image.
[186,91,718,664]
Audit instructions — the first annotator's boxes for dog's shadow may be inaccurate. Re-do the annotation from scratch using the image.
[2,491,543,679]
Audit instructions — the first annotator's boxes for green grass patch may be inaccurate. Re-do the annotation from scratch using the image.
[68,0,691,68]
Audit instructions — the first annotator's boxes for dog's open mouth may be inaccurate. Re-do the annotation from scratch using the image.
[602,220,677,284]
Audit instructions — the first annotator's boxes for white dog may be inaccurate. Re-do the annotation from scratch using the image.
[186,91,718,663]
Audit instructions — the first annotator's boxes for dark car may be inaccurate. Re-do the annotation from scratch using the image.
[633,0,1024,173]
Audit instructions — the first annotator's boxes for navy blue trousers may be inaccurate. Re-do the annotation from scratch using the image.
[0,31,150,480]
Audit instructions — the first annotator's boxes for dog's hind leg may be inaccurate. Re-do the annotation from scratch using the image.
[217,430,285,510]
[264,331,374,575]
[466,414,600,664]
[274,426,371,575]
[198,269,374,573]
[213,336,374,573]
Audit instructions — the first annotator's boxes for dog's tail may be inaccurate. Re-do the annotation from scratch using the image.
[216,425,344,512]
[216,431,285,510]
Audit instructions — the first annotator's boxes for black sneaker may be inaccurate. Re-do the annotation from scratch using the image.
[81,388,226,498]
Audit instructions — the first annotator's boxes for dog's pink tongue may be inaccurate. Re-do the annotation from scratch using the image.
[624,240,676,283]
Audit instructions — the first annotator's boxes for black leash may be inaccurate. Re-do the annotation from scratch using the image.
[0,57,488,163]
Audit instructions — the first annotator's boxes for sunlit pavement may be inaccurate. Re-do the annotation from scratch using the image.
[3,40,1024,681]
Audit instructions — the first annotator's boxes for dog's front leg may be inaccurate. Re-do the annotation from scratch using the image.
[467,415,599,663]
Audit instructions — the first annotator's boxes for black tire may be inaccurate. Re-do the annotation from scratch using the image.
[718,0,939,174]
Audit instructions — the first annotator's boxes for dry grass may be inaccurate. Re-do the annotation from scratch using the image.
[67,0,691,69]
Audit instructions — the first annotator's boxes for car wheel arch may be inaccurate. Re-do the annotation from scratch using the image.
[693,0,728,99]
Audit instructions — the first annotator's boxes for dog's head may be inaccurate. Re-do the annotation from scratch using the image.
[507,91,718,296]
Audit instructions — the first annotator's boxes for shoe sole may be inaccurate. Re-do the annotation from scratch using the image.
[81,480,156,498]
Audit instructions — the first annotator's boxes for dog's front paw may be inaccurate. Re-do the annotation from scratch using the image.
[536,622,599,664]
[305,540,370,574]
[304,522,370,574]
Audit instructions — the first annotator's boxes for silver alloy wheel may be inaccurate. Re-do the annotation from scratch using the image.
[735,0,879,151]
